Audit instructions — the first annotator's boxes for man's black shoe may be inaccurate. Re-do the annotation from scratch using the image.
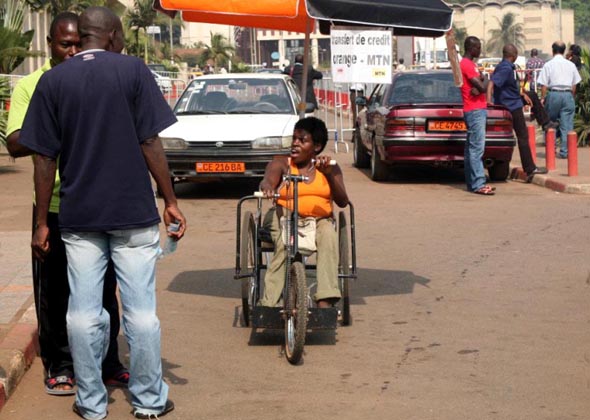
[526,167,548,183]
[542,121,559,131]
[134,400,175,419]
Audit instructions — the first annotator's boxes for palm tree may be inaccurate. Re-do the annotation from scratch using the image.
[25,0,123,17]
[200,32,235,72]
[0,0,44,74]
[486,12,525,57]
[452,23,467,55]
[125,0,157,61]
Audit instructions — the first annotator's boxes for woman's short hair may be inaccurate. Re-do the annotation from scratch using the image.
[294,117,328,154]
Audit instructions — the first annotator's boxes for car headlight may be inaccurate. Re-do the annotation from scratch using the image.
[252,135,291,149]
[160,137,187,150]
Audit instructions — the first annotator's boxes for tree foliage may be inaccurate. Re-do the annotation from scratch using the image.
[124,0,157,60]
[563,0,590,45]
[452,24,467,55]
[0,75,9,145]
[574,48,590,145]
[486,13,525,56]
[0,0,43,74]
[199,32,235,71]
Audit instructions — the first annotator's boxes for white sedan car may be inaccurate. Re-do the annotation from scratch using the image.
[159,73,313,185]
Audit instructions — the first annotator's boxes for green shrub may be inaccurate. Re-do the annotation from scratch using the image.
[574,48,590,146]
[0,75,10,146]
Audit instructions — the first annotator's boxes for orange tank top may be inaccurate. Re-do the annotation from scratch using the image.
[276,161,333,218]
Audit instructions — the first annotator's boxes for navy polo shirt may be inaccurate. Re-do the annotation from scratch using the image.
[490,58,524,112]
[19,50,177,231]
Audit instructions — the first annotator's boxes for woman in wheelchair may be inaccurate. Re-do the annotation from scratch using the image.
[259,117,349,309]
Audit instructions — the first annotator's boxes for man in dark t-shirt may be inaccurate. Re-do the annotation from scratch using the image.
[19,7,185,420]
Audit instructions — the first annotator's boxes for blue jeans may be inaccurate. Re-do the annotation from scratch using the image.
[545,91,575,157]
[464,109,487,191]
[62,225,168,419]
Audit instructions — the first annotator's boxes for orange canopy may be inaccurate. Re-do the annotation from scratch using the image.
[159,0,313,32]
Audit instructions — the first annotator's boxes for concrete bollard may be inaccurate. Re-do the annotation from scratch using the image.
[527,124,536,164]
[567,131,578,176]
[545,128,556,171]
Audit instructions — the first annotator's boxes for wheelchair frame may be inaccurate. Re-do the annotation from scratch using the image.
[235,173,357,364]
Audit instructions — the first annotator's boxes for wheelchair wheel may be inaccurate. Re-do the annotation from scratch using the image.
[240,211,256,327]
[285,261,308,364]
[338,212,352,326]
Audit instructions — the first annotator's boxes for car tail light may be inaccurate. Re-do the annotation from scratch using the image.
[385,117,415,135]
[487,118,513,134]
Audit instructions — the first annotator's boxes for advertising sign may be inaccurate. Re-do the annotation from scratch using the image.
[331,28,392,83]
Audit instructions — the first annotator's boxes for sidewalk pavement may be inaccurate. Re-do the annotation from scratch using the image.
[0,230,38,412]
[2,132,590,412]
[508,127,590,194]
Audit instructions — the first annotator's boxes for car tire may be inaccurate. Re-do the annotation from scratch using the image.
[488,161,510,181]
[353,127,370,168]
[370,138,389,181]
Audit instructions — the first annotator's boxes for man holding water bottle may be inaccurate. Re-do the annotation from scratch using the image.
[18,7,185,419]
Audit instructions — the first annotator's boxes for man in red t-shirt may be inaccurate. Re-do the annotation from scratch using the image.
[460,36,494,195]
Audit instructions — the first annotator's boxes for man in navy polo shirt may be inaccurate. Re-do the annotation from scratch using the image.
[18,7,185,420]
[487,44,548,182]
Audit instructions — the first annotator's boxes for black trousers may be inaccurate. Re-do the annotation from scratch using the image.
[32,209,124,379]
[510,107,536,174]
[527,90,551,127]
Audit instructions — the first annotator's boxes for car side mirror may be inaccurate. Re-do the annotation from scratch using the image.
[355,96,367,106]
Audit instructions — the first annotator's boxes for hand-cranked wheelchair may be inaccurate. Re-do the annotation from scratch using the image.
[234,171,357,364]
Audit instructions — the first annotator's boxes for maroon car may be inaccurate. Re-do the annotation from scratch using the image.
[353,70,516,181]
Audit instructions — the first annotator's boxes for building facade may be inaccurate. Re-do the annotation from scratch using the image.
[451,0,574,57]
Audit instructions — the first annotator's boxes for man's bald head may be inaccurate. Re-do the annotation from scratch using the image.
[78,6,124,53]
[552,41,566,55]
[502,44,518,61]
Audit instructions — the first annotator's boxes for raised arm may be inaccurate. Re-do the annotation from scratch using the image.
[315,155,349,208]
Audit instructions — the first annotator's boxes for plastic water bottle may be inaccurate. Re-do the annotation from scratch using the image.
[159,221,180,259]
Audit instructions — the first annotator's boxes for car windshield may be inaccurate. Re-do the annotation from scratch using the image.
[387,72,462,106]
[174,78,294,115]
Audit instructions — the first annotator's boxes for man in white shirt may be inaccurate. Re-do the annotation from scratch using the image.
[536,41,581,158]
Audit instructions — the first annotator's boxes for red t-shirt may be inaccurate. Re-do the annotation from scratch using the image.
[460,57,487,112]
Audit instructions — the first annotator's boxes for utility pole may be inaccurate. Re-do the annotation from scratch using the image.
[558,0,562,40]
[170,18,174,63]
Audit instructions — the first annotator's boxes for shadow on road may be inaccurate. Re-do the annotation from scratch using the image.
[167,267,430,304]
[355,164,509,189]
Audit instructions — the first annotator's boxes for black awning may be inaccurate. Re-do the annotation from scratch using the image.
[308,0,453,37]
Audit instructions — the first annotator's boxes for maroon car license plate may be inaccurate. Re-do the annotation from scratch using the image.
[428,120,467,131]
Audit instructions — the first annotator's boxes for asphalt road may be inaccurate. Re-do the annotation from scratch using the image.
[1,151,589,420]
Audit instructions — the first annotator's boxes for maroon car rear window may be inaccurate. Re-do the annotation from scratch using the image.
[387,73,462,106]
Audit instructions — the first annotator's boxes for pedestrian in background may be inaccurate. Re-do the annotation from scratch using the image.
[537,41,581,159]
[283,53,323,110]
[487,44,548,183]
[566,44,582,71]
[460,36,494,195]
[397,58,407,71]
[5,11,128,396]
[525,48,544,92]
[18,7,185,419]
